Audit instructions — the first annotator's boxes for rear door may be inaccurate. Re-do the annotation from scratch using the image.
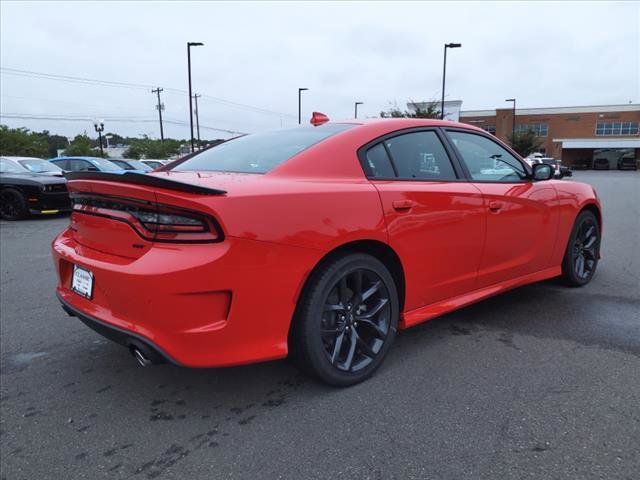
[361,129,485,313]
[444,129,559,287]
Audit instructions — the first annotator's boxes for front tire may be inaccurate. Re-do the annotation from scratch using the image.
[291,253,399,387]
[0,188,29,221]
[560,210,600,287]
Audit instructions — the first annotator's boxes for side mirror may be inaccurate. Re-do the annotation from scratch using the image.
[86,165,99,172]
[532,163,553,181]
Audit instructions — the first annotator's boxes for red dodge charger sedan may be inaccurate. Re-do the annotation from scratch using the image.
[52,117,602,386]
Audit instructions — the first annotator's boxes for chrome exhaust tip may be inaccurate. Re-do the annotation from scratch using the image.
[132,347,152,367]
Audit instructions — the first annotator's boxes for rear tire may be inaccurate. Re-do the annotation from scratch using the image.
[560,210,600,287]
[0,188,29,221]
[290,253,399,387]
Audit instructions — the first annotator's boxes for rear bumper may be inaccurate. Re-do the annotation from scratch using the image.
[58,292,177,365]
[52,227,321,367]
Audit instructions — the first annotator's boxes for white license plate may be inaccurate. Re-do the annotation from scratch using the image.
[71,265,94,299]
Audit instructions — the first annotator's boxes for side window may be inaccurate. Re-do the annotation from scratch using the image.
[364,143,396,178]
[384,131,457,180]
[52,160,68,170]
[69,160,91,171]
[447,131,526,182]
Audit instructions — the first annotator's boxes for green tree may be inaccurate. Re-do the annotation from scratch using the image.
[64,133,104,157]
[507,130,543,157]
[0,125,49,157]
[380,101,441,119]
[123,136,184,160]
[34,130,69,158]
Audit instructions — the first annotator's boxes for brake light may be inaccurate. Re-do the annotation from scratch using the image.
[71,194,223,243]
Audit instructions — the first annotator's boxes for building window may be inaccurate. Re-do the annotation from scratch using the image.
[514,123,548,137]
[595,121,639,136]
[481,125,496,135]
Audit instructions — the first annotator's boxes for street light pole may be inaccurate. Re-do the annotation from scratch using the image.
[505,98,516,144]
[187,41,204,152]
[441,42,461,120]
[93,120,104,156]
[354,101,363,119]
[298,88,308,124]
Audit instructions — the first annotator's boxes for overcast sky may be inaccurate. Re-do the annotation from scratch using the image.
[1,1,638,140]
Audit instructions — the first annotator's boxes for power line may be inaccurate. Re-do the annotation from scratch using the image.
[0,112,247,135]
[1,67,296,118]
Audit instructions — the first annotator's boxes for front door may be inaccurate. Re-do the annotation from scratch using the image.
[445,129,559,288]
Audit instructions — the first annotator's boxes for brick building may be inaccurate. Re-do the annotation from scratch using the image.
[459,104,640,168]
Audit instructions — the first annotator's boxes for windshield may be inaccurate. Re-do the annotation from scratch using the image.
[126,160,153,172]
[89,158,122,171]
[18,158,63,173]
[0,158,28,174]
[144,161,163,169]
[171,124,354,174]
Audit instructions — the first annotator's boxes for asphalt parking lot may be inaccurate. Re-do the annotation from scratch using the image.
[1,170,639,480]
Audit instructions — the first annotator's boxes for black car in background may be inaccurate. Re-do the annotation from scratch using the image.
[0,157,70,220]
[617,156,638,170]
[593,158,610,170]
[571,158,592,170]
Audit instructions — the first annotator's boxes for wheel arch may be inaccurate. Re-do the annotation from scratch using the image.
[580,202,602,231]
[309,239,405,311]
[289,239,406,339]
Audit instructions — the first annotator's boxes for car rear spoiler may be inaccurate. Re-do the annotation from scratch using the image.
[64,171,227,195]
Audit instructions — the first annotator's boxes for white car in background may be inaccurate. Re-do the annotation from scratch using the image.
[525,153,571,178]
[140,159,168,170]
[2,156,65,177]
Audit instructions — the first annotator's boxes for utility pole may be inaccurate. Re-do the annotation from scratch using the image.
[193,93,201,148]
[187,41,204,152]
[152,87,165,142]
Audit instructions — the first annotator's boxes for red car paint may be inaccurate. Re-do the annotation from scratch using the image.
[52,118,601,367]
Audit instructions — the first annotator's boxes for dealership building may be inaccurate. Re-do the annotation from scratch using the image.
[458,104,640,168]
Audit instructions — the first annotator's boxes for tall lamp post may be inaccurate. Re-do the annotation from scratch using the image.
[187,41,204,152]
[505,98,516,144]
[441,42,461,120]
[354,101,363,119]
[298,88,308,124]
[93,119,104,156]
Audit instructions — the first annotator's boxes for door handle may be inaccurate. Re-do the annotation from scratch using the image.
[488,201,503,212]
[392,199,416,211]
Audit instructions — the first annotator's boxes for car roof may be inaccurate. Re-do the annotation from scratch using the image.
[1,156,46,161]
[51,156,105,160]
[334,117,485,132]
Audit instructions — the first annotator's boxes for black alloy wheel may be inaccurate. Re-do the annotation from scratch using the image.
[321,268,392,373]
[0,188,28,221]
[291,253,399,386]
[561,210,600,286]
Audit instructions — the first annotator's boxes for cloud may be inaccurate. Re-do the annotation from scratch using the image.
[1,1,638,138]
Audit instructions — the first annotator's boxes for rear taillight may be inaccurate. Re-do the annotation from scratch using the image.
[71,194,223,243]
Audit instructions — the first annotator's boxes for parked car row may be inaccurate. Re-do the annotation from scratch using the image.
[0,156,170,220]
[572,157,638,170]
[524,153,572,179]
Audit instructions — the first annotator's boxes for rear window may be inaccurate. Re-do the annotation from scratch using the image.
[171,124,354,174]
